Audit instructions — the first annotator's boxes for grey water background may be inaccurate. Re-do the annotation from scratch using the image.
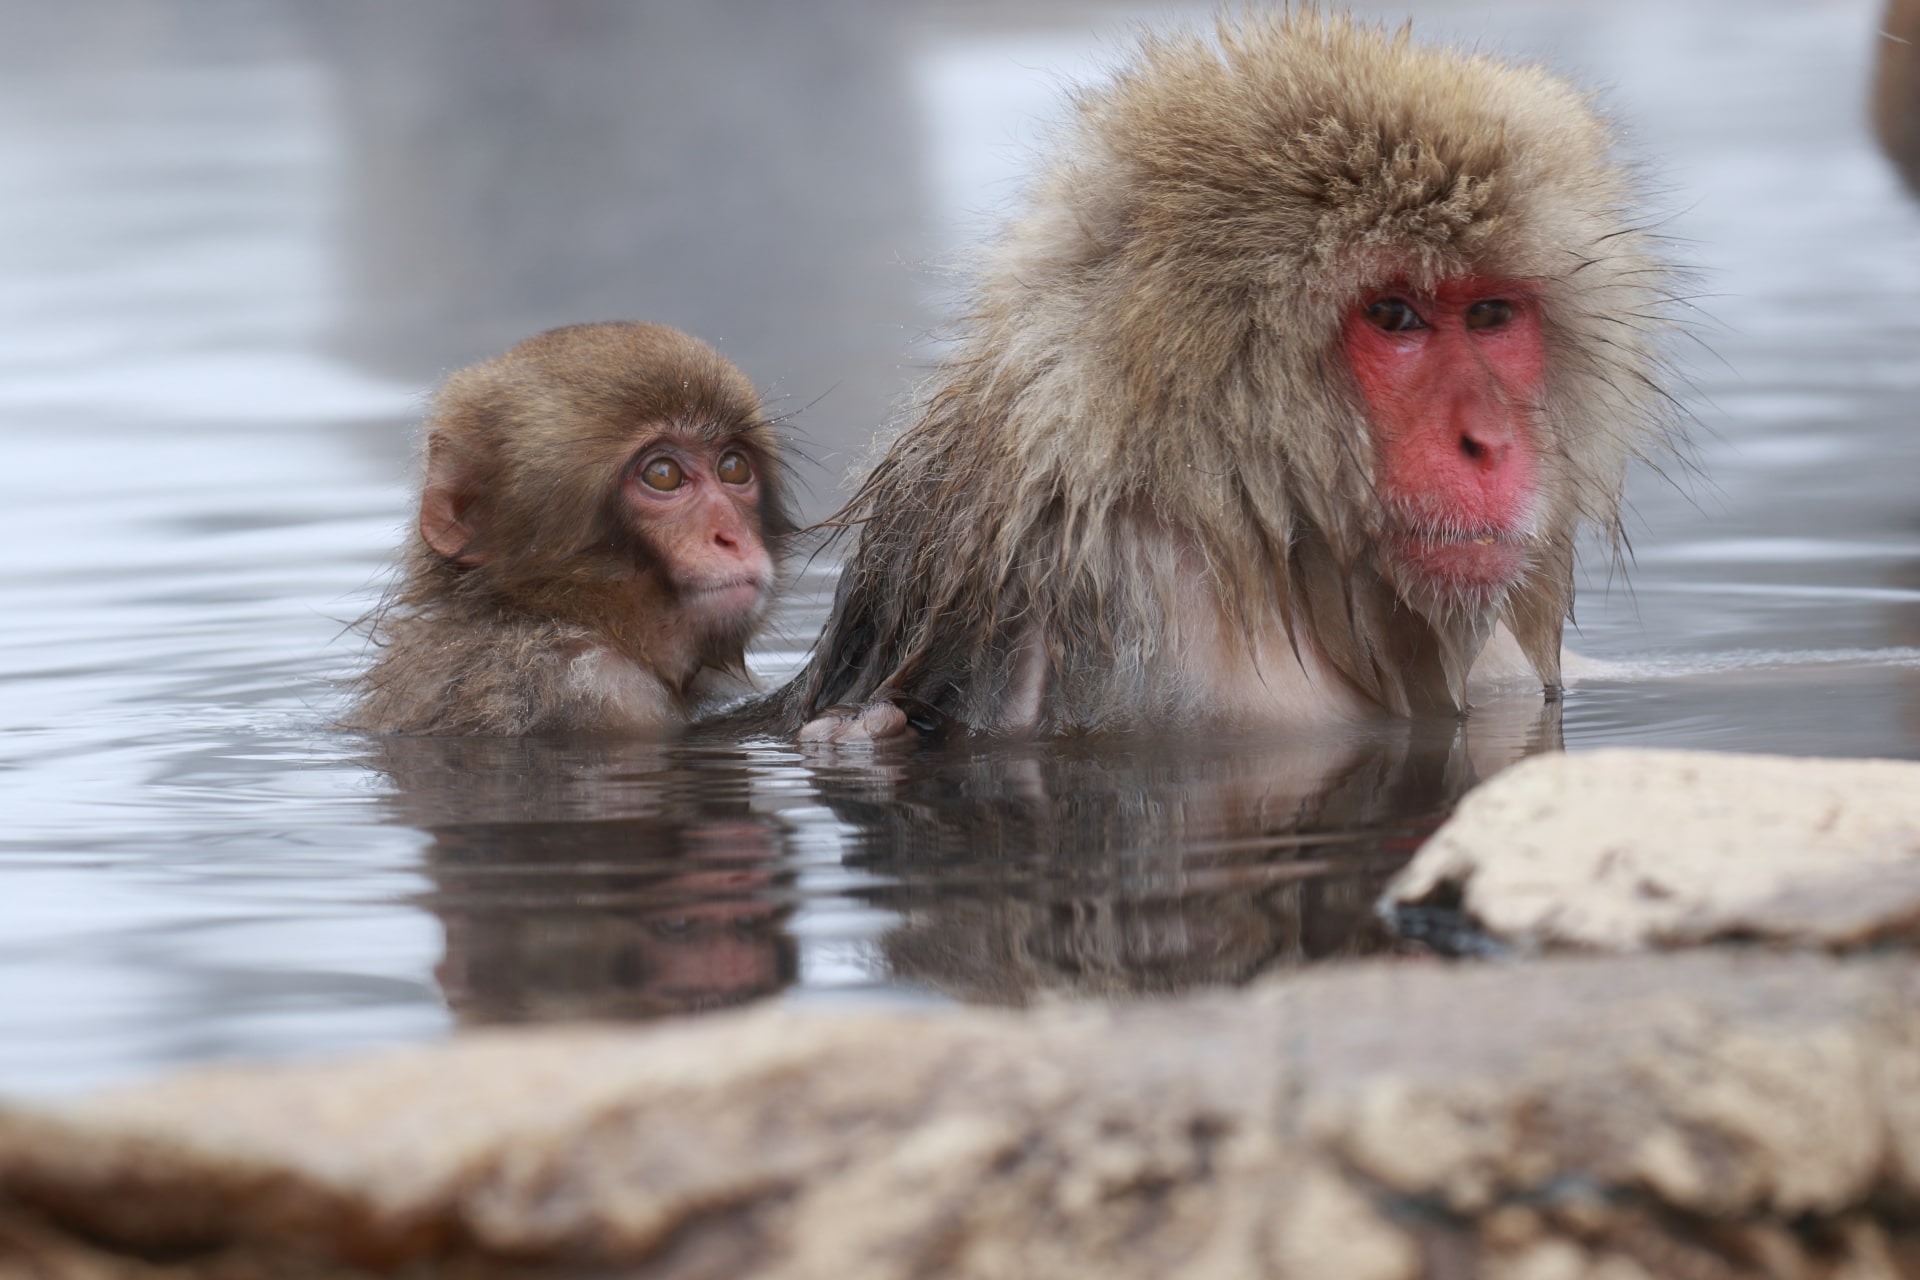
[1,0,1917,1095]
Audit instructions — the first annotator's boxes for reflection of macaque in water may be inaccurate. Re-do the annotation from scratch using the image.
[430,818,796,1023]
[368,694,1557,1019]
[370,736,797,1024]
[814,699,1559,1005]
[1876,0,1920,195]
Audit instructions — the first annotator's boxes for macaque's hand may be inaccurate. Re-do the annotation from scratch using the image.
[797,700,916,746]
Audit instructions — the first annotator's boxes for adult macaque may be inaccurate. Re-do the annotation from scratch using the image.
[350,322,793,735]
[786,13,1679,742]
[1876,0,1920,194]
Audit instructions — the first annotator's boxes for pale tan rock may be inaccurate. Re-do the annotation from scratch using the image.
[1265,1169,1420,1280]
[0,951,1917,1278]
[1386,749,1920,951]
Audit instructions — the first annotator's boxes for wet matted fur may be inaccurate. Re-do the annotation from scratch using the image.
[775,10,1681,734]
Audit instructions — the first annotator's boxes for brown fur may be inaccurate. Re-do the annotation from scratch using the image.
[348,322,795,736]
[1876,0,1920,195]
[779,11,1681,735]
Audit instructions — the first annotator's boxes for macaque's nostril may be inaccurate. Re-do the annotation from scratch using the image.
[1459,433,1511,470]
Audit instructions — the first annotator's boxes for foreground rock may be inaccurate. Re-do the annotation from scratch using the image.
[3,950,1918,1279]
[1386,749,1920,952]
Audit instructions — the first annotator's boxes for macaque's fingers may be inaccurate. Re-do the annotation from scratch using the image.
[795,708,854,743]
[798,701,914,745]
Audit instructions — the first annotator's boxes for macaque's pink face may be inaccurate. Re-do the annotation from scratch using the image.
[1341,279,1549,604]
[622,435,775,635]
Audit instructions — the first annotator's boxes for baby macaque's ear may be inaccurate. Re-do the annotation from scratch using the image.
[417,431,488,565]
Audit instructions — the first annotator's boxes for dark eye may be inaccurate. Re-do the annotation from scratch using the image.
[638,457,684,491]
[1366,297,1425,332]
[1465,299,1514,331]
[716,451,753,485]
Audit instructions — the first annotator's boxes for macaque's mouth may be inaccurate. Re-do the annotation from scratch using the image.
[1389,527,1531,592]
[678,576,769,616]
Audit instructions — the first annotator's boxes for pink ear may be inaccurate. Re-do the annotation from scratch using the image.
[418,434,487,565]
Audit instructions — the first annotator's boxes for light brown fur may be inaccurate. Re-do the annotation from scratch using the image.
[348,322,795,736]
[779,11,1680,737]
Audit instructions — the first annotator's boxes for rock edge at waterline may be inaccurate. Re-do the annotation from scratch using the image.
[1385,748,1920,952]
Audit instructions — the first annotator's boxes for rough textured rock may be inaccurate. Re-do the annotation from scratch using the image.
[2,951,1918,1279]
[1385,749,1920,952]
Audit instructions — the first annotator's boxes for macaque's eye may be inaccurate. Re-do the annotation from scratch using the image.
[1465,299,1514,331]
[716,451,753,485]
[639,457,685,491]
[1365,297,1425,332]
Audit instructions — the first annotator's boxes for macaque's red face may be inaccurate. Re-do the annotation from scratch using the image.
[1341,279,1548,604]
[622,435,775,638]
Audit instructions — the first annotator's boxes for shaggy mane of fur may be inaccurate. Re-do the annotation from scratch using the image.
[788,10,1679,732]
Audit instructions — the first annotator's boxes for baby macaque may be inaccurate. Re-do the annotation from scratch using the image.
[782,12,1682,741]
[349,322,793,735]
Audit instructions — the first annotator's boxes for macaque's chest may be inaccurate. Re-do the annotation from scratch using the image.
[1171,590,1381,728]
[562,645,680,729]
[1021,548,1383,732]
